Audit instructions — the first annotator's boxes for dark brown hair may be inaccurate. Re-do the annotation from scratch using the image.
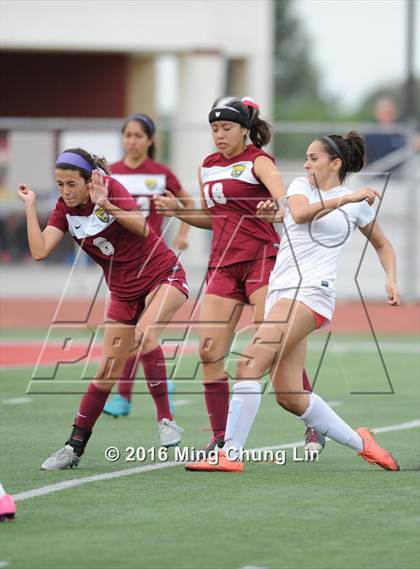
[210,97,271,148]
[56,148,110,181]
[318,131,366,182]
[244,103,271,148]
[121,114,156,160]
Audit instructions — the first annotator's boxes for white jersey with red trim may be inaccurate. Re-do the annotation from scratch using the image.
[269,177,375,294]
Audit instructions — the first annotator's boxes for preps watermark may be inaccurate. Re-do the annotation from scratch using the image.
[104,446,319,465]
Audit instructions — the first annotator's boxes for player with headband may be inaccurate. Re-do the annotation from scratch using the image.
[103,113,193,419]
[155,96,323,457]
[183,131,401,473]
[18,148,188,469]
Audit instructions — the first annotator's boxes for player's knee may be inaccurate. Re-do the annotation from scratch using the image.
[199,343,225,365]
[95,356,128,384]
[140,335,159,355]
[275,393,300,413]
[135,327,159,354]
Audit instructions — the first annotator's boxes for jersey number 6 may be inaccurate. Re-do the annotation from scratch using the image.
[93,237,115,256]
[203,182,227,208]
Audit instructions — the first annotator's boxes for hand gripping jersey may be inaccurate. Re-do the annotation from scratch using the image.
[201,145,280,268]
[269,177,376,295]
[47,177,183,301]
[111,158,182,235]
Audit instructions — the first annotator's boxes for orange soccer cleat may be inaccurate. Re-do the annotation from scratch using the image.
[356,427,399,471]
[185,450,244,472]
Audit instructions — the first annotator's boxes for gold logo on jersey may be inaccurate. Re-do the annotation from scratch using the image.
[145,179,158,190]
[231,164,246,178]
[95,206,110,223]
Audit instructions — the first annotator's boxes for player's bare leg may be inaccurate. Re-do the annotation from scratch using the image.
[104,285,184,418]
[185,299,313,471]
[209,300,398,471]
[132,284,187,446]
[198,294,243,450]
[249,286,321,450]
[41,323,135,469]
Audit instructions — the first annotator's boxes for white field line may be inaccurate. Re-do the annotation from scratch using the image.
[12,419,420,503]
[1,397,33,405]
[173,399,192,407]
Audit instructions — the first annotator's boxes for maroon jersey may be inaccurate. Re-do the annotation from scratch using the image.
[111,158,182,235]
[201,144,280,267]
[47,177,183,301]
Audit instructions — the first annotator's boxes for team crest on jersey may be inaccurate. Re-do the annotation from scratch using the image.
[95,206,111,223]
[231,164,246,178]
[145,179,158,190]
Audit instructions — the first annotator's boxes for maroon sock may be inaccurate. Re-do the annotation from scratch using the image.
[117,355,138,402]
[204,378,230,440]
[140,346,172,422]
[302,369,313,392]
[75,382,110,431]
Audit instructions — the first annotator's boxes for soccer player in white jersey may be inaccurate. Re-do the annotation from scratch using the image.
[186,131,401,472]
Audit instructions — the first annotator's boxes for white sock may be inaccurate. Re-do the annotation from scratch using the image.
[222,381,261,460]
[299,393,363,452]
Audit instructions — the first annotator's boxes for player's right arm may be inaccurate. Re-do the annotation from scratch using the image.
[17,184,64,260]
[153,167,212,230]
[288,186,381,225]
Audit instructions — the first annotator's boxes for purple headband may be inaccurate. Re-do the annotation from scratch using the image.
[56,152,94,172]
[128,114,156,136]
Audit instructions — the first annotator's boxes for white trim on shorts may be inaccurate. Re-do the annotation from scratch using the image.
[264,287,334,325]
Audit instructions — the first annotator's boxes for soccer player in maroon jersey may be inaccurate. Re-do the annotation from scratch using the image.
[155,96,323,455]
[17,148,188,469]
[103,113,193,418]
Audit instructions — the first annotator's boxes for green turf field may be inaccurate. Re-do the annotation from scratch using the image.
[1,331,419,569]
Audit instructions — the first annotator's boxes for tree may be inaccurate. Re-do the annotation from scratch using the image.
[273,0,336,121]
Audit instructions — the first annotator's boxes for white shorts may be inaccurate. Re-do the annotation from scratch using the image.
[264,286,334,324]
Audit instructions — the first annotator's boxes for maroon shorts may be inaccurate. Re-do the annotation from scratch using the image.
[206,257,276,304]
[107,267,189,325]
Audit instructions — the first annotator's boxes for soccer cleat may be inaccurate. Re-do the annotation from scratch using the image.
[0,494,16,522]
[304,427,326,454]
[41,445,81,470]
[103,394,132,417]
[158,418,184,448]
[204,436,225,456]
[185,450,244,472]
[356,427,399,471]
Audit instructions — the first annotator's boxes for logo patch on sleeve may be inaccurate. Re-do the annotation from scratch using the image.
[95,206,111,223]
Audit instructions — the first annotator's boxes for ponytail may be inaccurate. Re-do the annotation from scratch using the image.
[241,97,271,148]
[318,131,366,182]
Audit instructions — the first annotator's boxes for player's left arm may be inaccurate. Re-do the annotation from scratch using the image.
[172,188,193,250]
[253,156,286,223]
[359,221,400,305]
[89,170,149,238]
